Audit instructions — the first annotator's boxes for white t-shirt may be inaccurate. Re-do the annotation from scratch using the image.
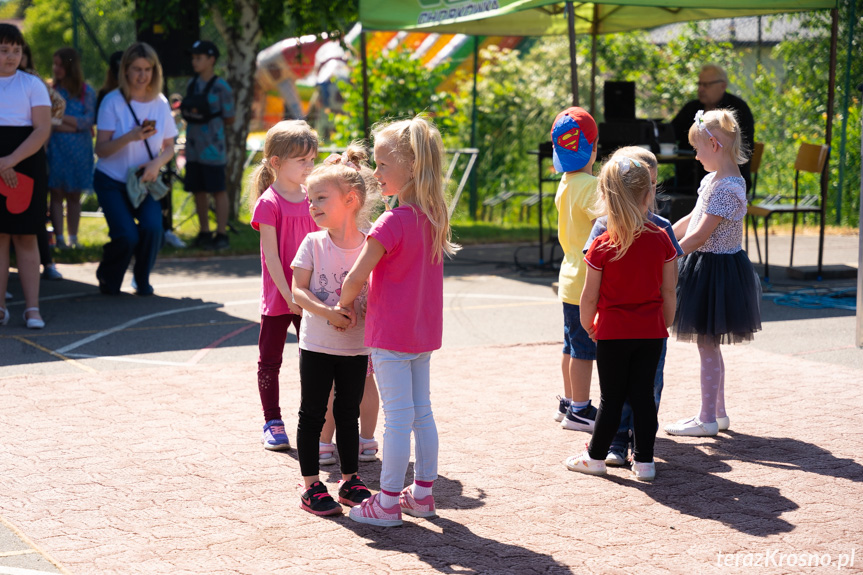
[291,230,370,357]
[0,71,51,126]
[95,89,178,181]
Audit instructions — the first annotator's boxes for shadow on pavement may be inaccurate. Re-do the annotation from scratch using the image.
[340,514,572,575]
[606,435,853,536]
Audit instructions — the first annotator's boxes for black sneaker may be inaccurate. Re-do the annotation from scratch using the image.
[300,481,343,516]
[561,400,598,431]
[192,231,213,249]
[337,474,372,507]
[211,233,230,251]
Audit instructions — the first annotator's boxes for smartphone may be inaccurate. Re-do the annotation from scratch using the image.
[142,119,156,130]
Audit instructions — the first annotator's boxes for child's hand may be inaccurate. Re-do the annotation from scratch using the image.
[586,324,597,342]
[287,301,303,316]
[329,305,353,330]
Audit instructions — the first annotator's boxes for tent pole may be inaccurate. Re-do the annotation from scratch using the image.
[819,8,839,279]
[836,0,857,224]
[857,79,863,348]
[566,1,579,106]
[590,5,598,115]
[361,30,370,139]
[470,35,479,220]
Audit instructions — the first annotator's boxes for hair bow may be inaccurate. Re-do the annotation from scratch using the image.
[693,110,724,148]
[615,156,641,174]
[325,152,361,172]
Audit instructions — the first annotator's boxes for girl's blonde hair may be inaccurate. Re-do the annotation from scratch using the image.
[306,142,382,231]
[248,120,318,209]
[688,108,749,165]
[597,150,655,261]
[372,115,459,263]
[118,42,163,101]
[612,146,658,212]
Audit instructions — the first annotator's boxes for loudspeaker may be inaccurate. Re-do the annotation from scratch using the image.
[603,81,635,121]
[135,0,200,77]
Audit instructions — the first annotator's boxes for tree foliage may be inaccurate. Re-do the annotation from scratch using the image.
[331,47,456,146]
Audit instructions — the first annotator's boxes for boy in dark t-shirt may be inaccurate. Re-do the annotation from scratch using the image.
[184,40,235,250]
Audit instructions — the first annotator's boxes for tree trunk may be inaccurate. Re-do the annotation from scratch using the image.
[212,2,261,221]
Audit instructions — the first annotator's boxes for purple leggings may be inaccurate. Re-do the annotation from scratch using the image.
[257,313,302,422]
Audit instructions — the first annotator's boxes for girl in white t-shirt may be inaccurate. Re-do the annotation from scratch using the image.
[290,144,381,517]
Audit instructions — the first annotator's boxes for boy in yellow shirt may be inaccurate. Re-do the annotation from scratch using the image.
[551,107,599,432]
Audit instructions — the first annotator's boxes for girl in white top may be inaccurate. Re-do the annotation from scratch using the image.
[0,24,52,329]
[665,109,762,438]
[290,144,382,517]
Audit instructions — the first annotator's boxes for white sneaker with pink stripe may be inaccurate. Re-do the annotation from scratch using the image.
[399,486,436,518]
[348,493,403,527]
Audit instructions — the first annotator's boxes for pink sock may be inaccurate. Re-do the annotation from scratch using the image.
[412,479,433,499]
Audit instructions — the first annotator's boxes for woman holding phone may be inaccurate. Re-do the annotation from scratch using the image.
[93,42,177,296]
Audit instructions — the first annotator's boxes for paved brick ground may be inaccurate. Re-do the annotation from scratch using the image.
[1,234,860,574]
[1,339,861,574]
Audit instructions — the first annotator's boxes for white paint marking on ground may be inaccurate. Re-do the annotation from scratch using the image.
[0,566,63,575]
[443,293,557,302]
[64,353,193,367]
[56,303,220,354]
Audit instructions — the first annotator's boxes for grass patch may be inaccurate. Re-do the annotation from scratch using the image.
[53,192,554,264]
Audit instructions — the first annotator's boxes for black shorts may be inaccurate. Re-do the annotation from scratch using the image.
[184,161,226,193]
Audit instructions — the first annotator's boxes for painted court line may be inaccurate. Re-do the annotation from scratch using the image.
[13,337,97,374]
[56,303,221,354]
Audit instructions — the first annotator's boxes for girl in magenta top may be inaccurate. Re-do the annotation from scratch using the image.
[249,120,319,452]
[565,151,677,483]
[337,116,459,527]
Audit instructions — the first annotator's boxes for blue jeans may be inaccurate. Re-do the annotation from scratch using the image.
[371,348,438,493]
[611,338,667,452]
[94,170,163,294]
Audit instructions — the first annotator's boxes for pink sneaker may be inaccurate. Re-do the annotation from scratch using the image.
[348,493,402,527]
[400,486,436,518]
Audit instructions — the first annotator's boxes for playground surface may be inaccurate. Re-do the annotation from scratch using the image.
[0,234,860,574]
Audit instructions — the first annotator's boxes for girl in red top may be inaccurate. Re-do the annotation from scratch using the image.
[565,152,678,482]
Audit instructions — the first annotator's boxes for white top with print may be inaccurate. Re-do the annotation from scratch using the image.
[291,230,369,357]
[686,173,747,254]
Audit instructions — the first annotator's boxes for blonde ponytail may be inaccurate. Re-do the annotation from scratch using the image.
[372,115,459,263]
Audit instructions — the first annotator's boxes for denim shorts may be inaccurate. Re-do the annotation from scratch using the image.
[562,302,597,360]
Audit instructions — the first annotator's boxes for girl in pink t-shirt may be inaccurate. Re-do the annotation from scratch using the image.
[249,120,319,452]
[565,151,677,482]
[338,116,460,527]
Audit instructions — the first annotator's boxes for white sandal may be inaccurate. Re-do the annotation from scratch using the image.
[664,416,718,437]
[23,307,45,330]
[0,307,8,326]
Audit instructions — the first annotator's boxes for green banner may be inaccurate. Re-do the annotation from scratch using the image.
[360,0,838,35]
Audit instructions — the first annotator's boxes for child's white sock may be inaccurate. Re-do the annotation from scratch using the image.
[412,479,434,499]
[359,435,375,454]
[379,489,399,508]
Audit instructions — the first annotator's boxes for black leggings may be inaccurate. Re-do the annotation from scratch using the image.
[297,349,368,477]
[589,339,663,463]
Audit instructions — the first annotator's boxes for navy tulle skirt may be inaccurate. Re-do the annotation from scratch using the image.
[673,250,762,345]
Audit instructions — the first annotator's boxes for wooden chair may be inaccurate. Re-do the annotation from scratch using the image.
[746,142,828,281]
[744,142,765,259]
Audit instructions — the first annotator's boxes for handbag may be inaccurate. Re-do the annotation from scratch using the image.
[124,99,171,208]
[180,75,221,124]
